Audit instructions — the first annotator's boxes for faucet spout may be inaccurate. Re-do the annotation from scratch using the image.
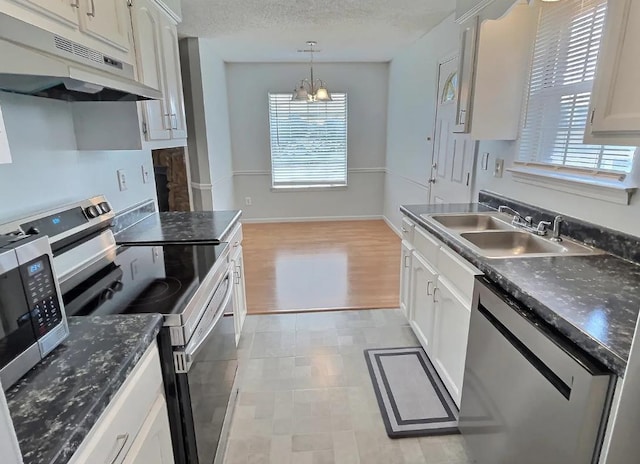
[550,216,564,242]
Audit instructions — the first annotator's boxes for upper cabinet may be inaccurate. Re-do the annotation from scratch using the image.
[586,0,640,146]
[77,0,131,52]
[11,0,80,28]
[131,0,187,146]
[454,1,537,139]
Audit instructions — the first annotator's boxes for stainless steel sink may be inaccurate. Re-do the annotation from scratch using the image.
[459,230,599,258]
[421,212,602,259]
[426,214,514,232]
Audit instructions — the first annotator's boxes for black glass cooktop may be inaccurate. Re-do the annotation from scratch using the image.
[63,243,228,318]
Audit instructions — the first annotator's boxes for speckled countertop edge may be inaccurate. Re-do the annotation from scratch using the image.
[400,203,635,376]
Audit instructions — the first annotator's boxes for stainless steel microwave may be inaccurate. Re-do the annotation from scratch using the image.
[0,235,69,390]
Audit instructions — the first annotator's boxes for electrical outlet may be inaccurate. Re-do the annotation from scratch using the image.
[141,165,150,184]
[494,159,505,178]
[117,169,128,191]
[245,197,252,206]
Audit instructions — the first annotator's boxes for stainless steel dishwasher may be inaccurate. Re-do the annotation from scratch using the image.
[459,277,615,464]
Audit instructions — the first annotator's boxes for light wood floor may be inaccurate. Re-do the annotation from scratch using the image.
[242,220,401,314]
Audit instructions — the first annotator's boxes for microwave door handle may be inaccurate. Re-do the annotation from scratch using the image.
[184,274,234,365]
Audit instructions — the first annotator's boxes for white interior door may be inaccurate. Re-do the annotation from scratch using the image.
[430,57,477,204]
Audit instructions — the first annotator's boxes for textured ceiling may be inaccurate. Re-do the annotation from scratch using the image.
[178,0,455,62]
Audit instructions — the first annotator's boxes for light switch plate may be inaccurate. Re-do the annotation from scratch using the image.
[0,104,12,165]
[482,153,490,170]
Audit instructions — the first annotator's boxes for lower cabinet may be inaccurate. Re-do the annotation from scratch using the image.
[231,244,247,346]
[432,278,472,406]
[400,241,413,319]
[409,252,438,355]
[122,394,175,464]
[401,215,481,408]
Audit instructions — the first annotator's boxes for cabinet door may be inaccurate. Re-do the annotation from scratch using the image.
[160,20,187,140]
[400,241,413,319]
[79,0,131,52]
[122,394,175,464]
[10,0,79,27]
[454,16,479,134]
[432,278,471,407]
[587,0,640,145]
[130,0,171,141]
[409,252,438,355]
[232,246,247,345]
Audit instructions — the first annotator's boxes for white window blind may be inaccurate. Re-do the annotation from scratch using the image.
[519,0,635,173]
[268,93,348,188]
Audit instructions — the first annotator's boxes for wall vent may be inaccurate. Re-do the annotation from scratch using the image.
[54,36,104,65]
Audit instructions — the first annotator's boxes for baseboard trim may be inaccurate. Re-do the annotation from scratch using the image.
[242,215,384,224]
[383,215,402,238]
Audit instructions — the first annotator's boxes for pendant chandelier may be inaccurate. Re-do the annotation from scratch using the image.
[292,41,332,103]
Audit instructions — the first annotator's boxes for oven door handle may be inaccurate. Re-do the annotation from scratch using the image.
[183,272,234,368]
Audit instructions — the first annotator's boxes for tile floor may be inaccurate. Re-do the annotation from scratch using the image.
[224,309,472,464]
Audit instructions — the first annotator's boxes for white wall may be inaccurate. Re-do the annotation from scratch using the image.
[383,14,459,229]
[180,38,235,211]
[0,93,157,222]
[226,62,388,221]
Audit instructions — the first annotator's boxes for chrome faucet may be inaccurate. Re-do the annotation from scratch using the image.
[550,216,564,242]
[498,205,522,222]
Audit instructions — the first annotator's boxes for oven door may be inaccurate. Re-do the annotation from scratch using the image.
[176,270,238,464]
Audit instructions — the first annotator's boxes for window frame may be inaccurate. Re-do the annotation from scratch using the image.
[268,92,349,191]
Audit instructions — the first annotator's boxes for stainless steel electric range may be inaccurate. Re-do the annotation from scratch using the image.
[0,196,238,464]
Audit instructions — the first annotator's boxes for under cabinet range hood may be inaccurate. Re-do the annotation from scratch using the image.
[0,13,162,102]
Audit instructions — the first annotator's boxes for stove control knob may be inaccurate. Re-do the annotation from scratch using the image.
[85,205,100,218]
[99,202,112,214]
[110,281,124,292]
[26,227,40,235]
[102,288,115,301]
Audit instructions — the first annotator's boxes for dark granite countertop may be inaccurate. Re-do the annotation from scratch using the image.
[5,314,164,464]
[401,203,640,377]
[114,210,242,245]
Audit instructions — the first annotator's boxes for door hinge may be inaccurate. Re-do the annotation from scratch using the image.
[142,121,147,135]
[590,108,595,125]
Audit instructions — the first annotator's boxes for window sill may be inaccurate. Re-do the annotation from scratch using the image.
[507,162,637,205]
[271,185,348,193]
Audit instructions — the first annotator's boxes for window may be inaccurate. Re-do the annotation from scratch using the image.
[268,93,348,189]
[442,72,458,103]
[518,0,635,173]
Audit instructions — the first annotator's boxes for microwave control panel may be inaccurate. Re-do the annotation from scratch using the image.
[21,256,63,338]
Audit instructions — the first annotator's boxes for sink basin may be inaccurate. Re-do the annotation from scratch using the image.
[426,214,514,232]
[459,230,598,258]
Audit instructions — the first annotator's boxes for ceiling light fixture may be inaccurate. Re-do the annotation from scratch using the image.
[292,41,332,103]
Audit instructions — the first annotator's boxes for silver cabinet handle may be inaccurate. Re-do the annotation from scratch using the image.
[403,255,410,268]
[433,287,440,303]
[172,113,178,130]
[163,113,172,130]
[401,227,408,233]
[426,281,434,296]
[108,433,129,464]
[86,0,95,16]
[70,0,80,8]
[458,108,467,125]
[235,266,241,285]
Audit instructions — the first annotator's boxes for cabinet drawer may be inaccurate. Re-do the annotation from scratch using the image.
[401,217,415,242]
[413,226,441,267]
[437,246,481,305]
[68,343,163,464]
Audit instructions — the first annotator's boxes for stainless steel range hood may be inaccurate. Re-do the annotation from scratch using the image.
[0,13,161,102]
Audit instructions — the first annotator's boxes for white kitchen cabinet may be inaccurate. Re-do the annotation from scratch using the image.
[78,0,131,52]
[454,2,536,139]
[131,1,187,145]
[456,0,518,23]
[432,278,472,406]
[232,246,247,345]
[400,241,413,319]
[586,0,640,146]
[122,394,175,464]
[131,0,171,141]
[10,0,79,28]
[409,252,438,356]
[68,343,174,464]
[159,18,187,140]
